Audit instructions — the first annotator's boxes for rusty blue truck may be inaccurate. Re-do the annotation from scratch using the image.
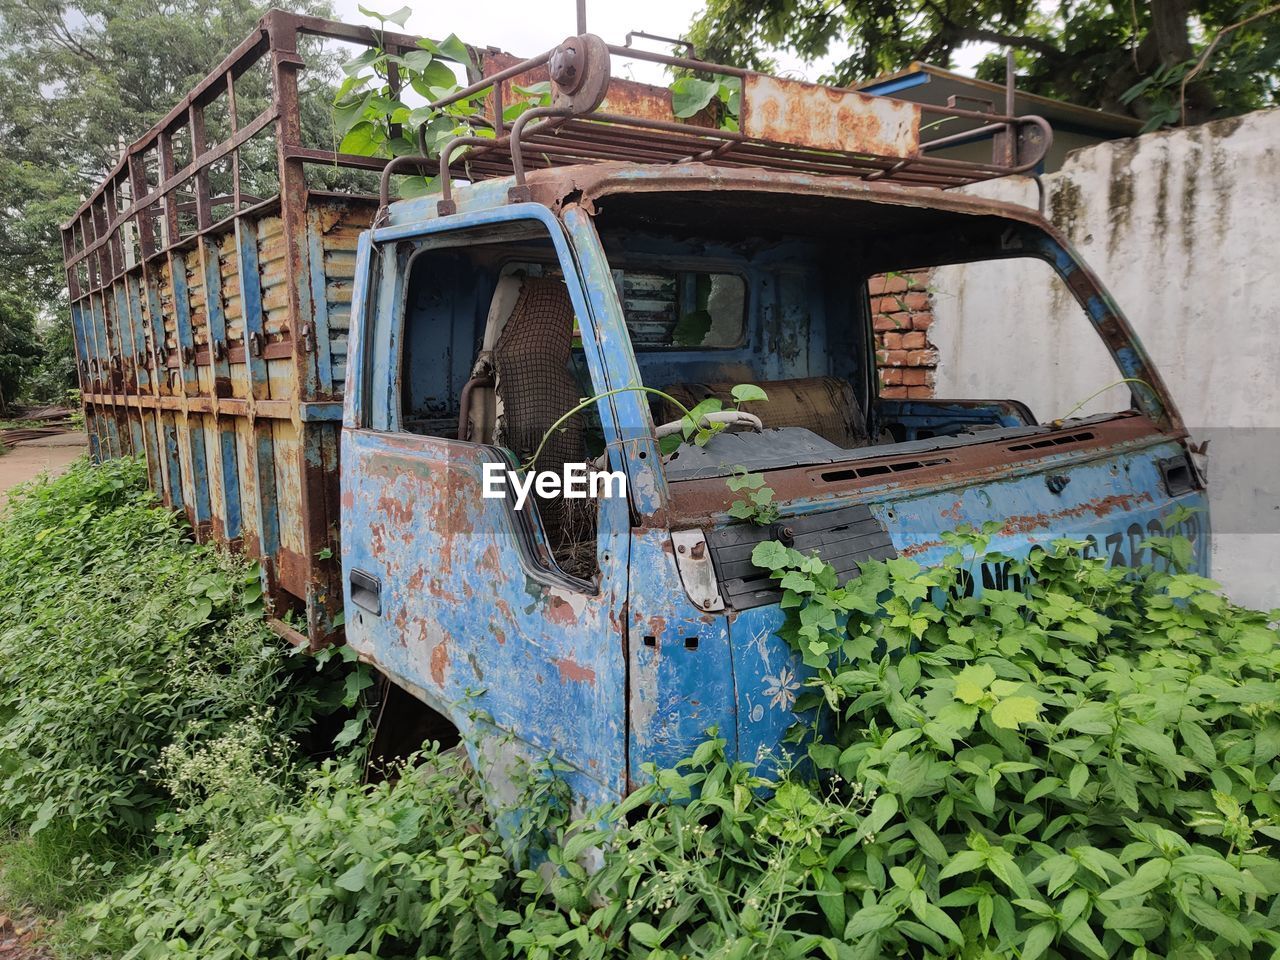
[63,11,1207,810]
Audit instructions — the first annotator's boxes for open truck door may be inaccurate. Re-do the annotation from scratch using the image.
[340,206,633,808]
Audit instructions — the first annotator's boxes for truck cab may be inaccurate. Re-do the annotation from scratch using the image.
[341,161,1206,808]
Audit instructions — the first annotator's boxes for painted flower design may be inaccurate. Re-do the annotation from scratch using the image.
[762,666,799,710]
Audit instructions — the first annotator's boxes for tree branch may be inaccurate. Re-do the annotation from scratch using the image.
[1179,2,1280,124]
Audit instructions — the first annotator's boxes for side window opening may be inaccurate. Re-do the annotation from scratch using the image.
[397,240,604,581]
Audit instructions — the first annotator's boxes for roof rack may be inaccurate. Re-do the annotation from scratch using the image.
[381,33,1052,214]
[62,10,1051,294]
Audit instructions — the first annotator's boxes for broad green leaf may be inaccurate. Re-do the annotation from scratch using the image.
[1100,858,1170,901]
[751,540,791,571]
[844,903,897,938]
[938,849,986,880]
[335,861,370,892]
[339,120,385,157]
[1021,921,1055,960]
[671,77,719,118]
[1067,762,1089,798]
[1102,906,1164,932]
[909,899,963,944]
[628,922,663,947]
[953,663,996,704]
[730,383,768,403]
[906,817,948,862]
[991,695,1041,729]
[1060,703,1113,735]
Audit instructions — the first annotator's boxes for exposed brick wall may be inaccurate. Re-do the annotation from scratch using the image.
[871,270,937,399]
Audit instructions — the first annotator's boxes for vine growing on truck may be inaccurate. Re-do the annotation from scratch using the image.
[331,5,550,196]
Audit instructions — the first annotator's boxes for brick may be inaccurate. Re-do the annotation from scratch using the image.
[882,332,903,350]
[906,386,933,399]
[881,274,909,294]
[880,367,903,385]
[901,367,929,386]
[885,349,909,367]
[906,348,938,367]
[902,292,930,311]
[911,312,934,331]
[873,314,898,332]
[868,275,887,295]
[889,311,912,329]
[875,348,889,365]
[881,385,908,399]
[901,331,927,349]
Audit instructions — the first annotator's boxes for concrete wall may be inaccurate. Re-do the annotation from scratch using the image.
[930,108,1280,608]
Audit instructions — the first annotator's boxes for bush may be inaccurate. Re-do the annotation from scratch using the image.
[76,519,1280,958]
[719,521,1280,957]
[82,750,514,959]
[0,458,330,855]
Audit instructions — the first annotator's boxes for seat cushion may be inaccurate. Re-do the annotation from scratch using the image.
[659,376,867,448]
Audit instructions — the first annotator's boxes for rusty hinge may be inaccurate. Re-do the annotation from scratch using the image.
[298,321,316,353]
[249,332,265,357]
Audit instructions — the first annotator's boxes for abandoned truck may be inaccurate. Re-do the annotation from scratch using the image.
[63,11,1208,808]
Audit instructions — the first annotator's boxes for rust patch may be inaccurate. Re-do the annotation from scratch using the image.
[999,492,1154,535]
[553,656,596,685]
[429,639,449,686]
[376,492,415,526]
[741,74,920,158]
[546,595,579,626]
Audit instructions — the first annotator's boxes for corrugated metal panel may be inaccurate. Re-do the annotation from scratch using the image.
[321,208,370,390]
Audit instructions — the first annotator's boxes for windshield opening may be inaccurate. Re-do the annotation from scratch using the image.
[590,190,1142,483]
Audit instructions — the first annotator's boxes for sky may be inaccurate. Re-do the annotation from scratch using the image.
[328,0,996,86]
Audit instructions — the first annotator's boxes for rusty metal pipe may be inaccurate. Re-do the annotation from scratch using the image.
[436,135,502,214]
[604,43,748,77]
[457,374,493,441]
[922,116,1052,174]
[509,107,574,192]
[377,154,440,212]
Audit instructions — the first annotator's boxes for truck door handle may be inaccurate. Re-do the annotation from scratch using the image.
[349,569,382,616]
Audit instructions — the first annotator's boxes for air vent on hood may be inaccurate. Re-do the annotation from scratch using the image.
[1006,431,1094,452]
[819,457,951,483]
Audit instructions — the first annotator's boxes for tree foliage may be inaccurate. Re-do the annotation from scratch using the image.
[0,289,42,413]
[687,0,1280,128]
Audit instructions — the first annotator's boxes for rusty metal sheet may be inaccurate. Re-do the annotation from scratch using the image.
[740,74,920,157]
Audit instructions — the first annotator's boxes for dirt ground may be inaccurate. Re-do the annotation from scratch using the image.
[0,435,85,508]
[0,909,53,959]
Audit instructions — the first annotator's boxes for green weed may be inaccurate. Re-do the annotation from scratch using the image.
[4,459,1280,958]
[0,459,342,916]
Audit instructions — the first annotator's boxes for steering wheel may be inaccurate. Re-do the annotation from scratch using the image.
[653,409,764,440]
